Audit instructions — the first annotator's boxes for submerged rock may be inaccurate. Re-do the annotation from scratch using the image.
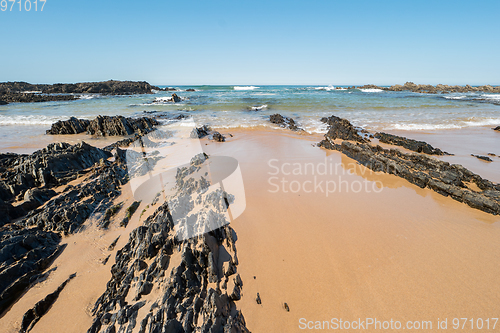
[171,93,181,103]
[269,114,303,131]
[375,132,449,155]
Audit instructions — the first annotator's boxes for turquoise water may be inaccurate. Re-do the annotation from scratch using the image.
[0,85,499,148]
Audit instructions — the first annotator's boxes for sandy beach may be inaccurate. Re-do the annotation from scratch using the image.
[1,126,499,332]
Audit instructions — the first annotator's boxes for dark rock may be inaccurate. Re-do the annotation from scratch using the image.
[20,160,128,234]
[472,154,493,162]
[283,302,290,312]
[86,116,158,136]
[0,80,156,104]
[86,155,250,333]
[357,82,500,94]
[320,115,368,143]
[185,89,195,92]
[212,132,225,142]
[20,188,57,211]
[0,100,8,105]
[190,125,210,139]
[256,293,262,304]
[171,94,181,103]
[494,126,500,131]
[375,132,449,155]
[318,135,500,215]
[0,225,62,314]
[46,117,90,135]
[269,114,303,131]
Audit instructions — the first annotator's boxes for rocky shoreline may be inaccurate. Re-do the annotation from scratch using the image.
[317,115,500,215]
[0,80,158,104]
[0,123,249,332]
[357,82,500,94]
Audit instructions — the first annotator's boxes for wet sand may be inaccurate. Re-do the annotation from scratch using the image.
[0,127,499,332]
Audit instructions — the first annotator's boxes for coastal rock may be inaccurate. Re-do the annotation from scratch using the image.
[212,131,226,142]
[494,126,500,131]
[0,225,62,314]
[20,159,128,234]
[46,117,91,135]
[0,80,156,104]
[190,125,211,138]
[269,114,303,131]
[318,137,500,215]
[320,115,368,143]
[47,115,158,136]
[374,132,449,155]
[171,93,181,103]
[186,89,195,92]
[86,115,159,137]
[87,154,250,333]
[472,154,493,162]
[356,82,500,94]
[2,142,111,190]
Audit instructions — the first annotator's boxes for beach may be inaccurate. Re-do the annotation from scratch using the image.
[0,84,499,332]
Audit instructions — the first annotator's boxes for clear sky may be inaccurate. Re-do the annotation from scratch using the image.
[1,0,499,85]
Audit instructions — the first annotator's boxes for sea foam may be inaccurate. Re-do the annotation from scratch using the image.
[234,86,259,90]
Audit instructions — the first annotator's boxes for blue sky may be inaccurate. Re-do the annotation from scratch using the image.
[0,0,499,85]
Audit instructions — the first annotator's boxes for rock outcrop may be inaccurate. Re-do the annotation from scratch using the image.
[319,131,500,215]
[471,154,493,162]
[88,154,249,333]
[320,115,368,143]
[375,132,449,155]
[212,132,226,142]
[190,125,211,139]
[0,80,157,104]
[357,82,500,94]
[494,126,500,131]
[46,115,159,136]
[269,114,303,131]
[0,225,63,314]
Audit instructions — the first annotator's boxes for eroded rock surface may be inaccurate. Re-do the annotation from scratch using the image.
[375,132,449,155]
[269,114,302,131]
[320,115,368,143]
[47,116,159,136]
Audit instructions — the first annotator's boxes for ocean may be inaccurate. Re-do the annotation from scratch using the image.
[1,85,499,152]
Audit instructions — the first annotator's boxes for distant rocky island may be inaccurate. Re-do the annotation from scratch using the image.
[0,80,160,104]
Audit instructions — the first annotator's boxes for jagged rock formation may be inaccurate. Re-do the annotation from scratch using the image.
[374,132,449,155]
[0,226,63,315]
[46,115,159,136]
[269,114,302,131]
[88,154,250,333]
[319,125,500,215]
[0,80,157,104]
[190,125,211,139]
[20,160,127,234]
[320,115,368,143]
[0,141,129,315]
[357,82,500,94]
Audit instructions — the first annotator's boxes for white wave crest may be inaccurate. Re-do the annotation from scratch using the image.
[443,95,467,100]
[481,94,500,101]
[360,88,384,93]
[0,115,82,126]
[234,86,259,91]
[79,94,98,100]
[251,104,268,111]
